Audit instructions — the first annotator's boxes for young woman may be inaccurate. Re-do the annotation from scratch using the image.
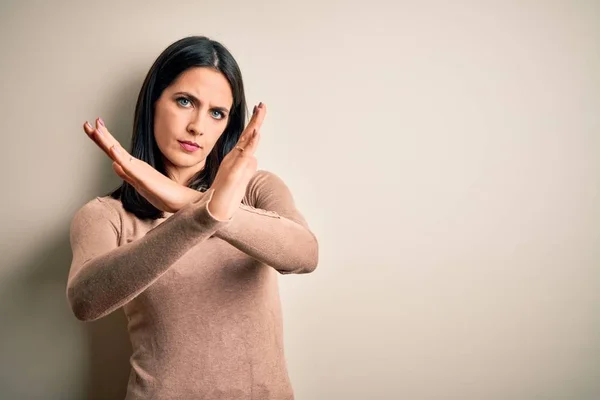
[66,35,319,399]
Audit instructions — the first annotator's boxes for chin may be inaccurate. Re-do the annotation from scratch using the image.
[176,154,207,167]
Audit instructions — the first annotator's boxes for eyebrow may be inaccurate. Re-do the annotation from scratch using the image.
[174,91,230,114]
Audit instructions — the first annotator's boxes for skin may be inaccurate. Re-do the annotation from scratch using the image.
[82,66,267,220]
[154,67,234,186]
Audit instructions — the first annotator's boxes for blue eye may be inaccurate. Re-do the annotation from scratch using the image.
[176,97,191,107]
[211,110,225,120]
[176,96,226,120]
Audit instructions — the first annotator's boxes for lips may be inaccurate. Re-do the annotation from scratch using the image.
[178,140,202,153]
[178,140,199,148]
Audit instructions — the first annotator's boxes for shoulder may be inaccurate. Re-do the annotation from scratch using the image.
[248,169,289,191]
[70,195,123,235]
[245,169,296,208]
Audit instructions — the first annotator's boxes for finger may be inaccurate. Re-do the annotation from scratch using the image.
[109,144,148,187]
[112,162,136,186]
[83,122,112,159]
[109,143,133,169]
[249,102,266,131]
[240,128,261,156]
[251,102,266,123]
[102,124,142,177]
[83,120,120,161]
[238,103,267,145]
[94,117,120,146]
[84,118,124,158]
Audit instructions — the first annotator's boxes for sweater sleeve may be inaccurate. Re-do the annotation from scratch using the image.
[212,170,319,274]
[66,188,229,321]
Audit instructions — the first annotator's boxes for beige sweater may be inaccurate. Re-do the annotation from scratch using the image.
[66,170,319,399]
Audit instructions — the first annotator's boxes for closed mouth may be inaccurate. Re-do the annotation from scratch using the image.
[178,140,200,148]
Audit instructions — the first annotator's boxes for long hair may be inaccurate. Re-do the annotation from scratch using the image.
[109,36,247,220]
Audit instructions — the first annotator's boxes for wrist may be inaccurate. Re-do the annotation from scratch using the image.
[179,187,207,211]
[206,192,231,221]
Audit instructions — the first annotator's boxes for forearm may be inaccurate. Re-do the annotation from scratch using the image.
[213,203,319,274]
[67,189,228,321]
[183,170,320,274]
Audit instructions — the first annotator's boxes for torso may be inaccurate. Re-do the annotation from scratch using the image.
[97,196,294,400]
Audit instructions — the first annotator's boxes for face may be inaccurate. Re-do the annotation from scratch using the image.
[153,66,234,185]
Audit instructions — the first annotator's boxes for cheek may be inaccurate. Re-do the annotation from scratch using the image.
[207,124,228,147]
[154,108,181,143]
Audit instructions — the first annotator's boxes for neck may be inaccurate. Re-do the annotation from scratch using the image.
[164,159,206,186]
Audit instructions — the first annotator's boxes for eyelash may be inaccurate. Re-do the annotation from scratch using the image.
[176,97,225,120]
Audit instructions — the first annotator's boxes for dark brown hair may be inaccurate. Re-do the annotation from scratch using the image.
[109,36,248,219]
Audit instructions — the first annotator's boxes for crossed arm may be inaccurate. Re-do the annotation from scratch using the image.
[66,170,318,322]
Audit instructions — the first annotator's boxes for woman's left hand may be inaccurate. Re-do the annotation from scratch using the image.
[83,118,202,213]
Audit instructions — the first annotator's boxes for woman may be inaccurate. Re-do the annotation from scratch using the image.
[66,36,319,399]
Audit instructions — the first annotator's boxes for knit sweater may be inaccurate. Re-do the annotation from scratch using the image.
[66,169,319,399]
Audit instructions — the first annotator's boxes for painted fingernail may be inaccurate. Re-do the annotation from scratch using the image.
[253,105,257,115]
[258,102,263,108]
[98,117,105,126]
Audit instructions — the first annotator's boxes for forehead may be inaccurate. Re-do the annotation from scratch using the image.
[169,67,233,105]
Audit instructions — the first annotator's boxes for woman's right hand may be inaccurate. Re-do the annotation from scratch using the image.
[207,102,266,220]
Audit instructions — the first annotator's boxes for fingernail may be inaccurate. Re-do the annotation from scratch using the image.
[253,105,257,115]
[112,145,120,155]
[98,117,105,126]
[96,127,104,136]
[85,121,91,130]
[253,128,257,137]
[258,102,263,108]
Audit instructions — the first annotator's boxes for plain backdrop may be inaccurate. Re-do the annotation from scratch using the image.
[0,0,599,399]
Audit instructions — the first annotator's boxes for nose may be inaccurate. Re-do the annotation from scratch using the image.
[187,112,207,136]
